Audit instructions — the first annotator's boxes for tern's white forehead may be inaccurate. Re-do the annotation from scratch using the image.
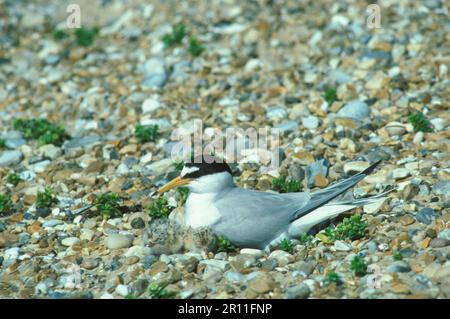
[181,166,200,177]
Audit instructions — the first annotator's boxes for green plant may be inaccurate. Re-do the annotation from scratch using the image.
[13,119,68,146]
[148,197,171,219]
[162,23,186,47]
[335,214,367,240]
[217,235,237,253]
[36,188,57,209]
[324,87,338,105]
[279,238,295,254]
[53,29,69,40]
[148,282,174,299]
[0,139,5,148]
[325,270,341,286]
[0,194,13,216]
[408,112,433,133]
[319,214,367,243]
[6,172,22,187]
[135,124,159,143]
[393,252,403,261]
[299,234,314,246]
[272,176,302,193]
[187,36,205,57]
[95,193,122,218]
[174,160,184,172]
[177,187,189,204]
[75,27,98,47]
[350,256,368,277]
[124,294,140,299]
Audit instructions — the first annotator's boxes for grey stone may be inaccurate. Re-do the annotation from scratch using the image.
[131,217,146,229]
[225,271,245,284]
[0,150,23,167]
[432,181,450,197]
[302,115,319,130]
[416,208,437,225]
[105,234,133,250]
[387,261,411,273]
[285,283,311,299]
[437,229,450,241]
[63,136,101,151]
[274,121,298,134]
[266,106,287,120]
[305,158,330,188]
[337,101,370,119]
[5,138,26,149]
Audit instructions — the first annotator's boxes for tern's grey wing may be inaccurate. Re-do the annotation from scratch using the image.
[212,188,310,248]
[289,160,381,222]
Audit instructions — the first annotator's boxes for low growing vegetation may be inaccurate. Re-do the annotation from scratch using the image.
[6,172,22,187]
[36,188,58,209]
[148,282,174,299]
[272,176,302,193]
[408,112,433,133]
[325,270,342,286]
[13,118,68,146]
[148,197,172,219]
[135,124,160,143]
[319,214,368,242]
[0,194,13,216]
[279,238,295,254]
[324,87,338,105]
[216,235,237,253]
[95,193,122,218]
[350,256,368,277]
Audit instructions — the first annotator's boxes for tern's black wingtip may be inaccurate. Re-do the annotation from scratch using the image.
[361,160,382,176]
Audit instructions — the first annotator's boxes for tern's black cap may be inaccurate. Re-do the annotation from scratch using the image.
[182,155,232,179]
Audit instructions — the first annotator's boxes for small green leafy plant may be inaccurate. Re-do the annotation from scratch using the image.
[148,197,171,219]
[124,294,140,299]
[393,252,403,261]
[272,176,302,193]
[148,282,174,299]
[335,214,367,240]
[350,256,368,277]
[162,23,186,47]
[324,87,338,105]
[299,234,314,246]
[325,270,341,286]
[279,238,295,254]
[217,235,237,253]
[0,194,13,216]
[6,172,22,187]
[53,29,69,40]
[187,36,205,57]
[174,160,184,172]
[177,187,189,205]
[13,119,68,146]
[320,214,367,242]
[135,124,160,143]
[408,112,433,133]
[95,193,122,218]
[75,27,99,47]
[36,188,58,209]
[0,139,6,148]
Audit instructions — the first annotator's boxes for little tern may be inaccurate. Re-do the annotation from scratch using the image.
[158,155,385,250]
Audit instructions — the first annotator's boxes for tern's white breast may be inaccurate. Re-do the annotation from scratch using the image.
[185,193,221,228]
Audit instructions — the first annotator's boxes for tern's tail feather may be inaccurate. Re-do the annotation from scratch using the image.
[290,160,381,223]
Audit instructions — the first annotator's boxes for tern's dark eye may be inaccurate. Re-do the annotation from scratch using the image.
[182,155,232,179]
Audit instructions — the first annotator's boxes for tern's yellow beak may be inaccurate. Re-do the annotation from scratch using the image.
[158,176,191,194]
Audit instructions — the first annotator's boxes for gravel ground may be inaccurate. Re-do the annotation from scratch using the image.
[0,0,449,299]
